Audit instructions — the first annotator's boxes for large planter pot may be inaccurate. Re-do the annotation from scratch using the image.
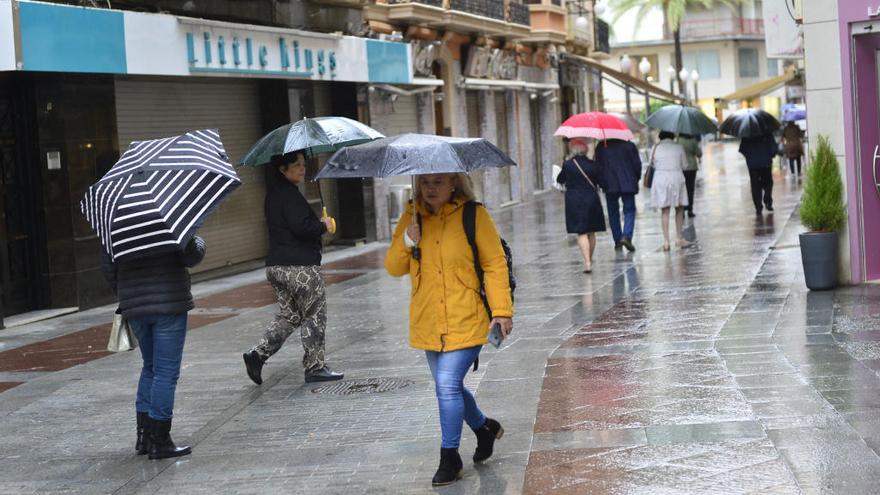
[799,231,838,291]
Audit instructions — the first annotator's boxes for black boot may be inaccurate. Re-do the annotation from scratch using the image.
[243,351,264,385]
[431,448,463,487]
[148,418,192,460]
[136,412,150,455]
[472,418,504,463]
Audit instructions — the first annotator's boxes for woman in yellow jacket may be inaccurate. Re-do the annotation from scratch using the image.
[385,172,513,487]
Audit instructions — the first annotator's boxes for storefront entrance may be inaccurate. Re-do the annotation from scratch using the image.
[852,32,880,280]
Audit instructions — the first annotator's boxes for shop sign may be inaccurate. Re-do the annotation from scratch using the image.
[762,0,803,58]
[0,1,13,71]
[464,46,517,80]
[870,5,880,17]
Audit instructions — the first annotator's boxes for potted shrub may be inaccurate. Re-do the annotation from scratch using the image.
[799,135,846,290]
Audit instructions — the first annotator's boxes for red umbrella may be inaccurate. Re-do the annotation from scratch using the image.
[554,112,634,141]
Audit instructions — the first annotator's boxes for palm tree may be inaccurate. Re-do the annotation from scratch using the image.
[610,0,743,97]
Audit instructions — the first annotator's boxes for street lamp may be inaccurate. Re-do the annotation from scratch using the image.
[638,57,652,117]
[620,54,633,115]
[575,14,589,30]
[690,70,700,104]
[667,65,676,94]
[593,1,606,16]
[679,67,690,102]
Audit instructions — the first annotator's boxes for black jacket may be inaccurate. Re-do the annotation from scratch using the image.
[595,139,642,194]
[265,180,326,267]
[739,134,777,169]
[101,236,206,318]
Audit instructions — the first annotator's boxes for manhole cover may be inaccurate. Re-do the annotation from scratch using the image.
[311,378,414,395]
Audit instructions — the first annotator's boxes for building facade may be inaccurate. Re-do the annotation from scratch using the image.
[803,0,880,284]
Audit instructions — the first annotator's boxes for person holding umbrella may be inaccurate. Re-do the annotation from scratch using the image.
[650,131,691,251]
[557,139,607,271]
[595,138,642,252]
[242,152,343,385]
[781,121,805,176]
[384,172,512,487]
[721,108,781,216]
[82,129,240,460]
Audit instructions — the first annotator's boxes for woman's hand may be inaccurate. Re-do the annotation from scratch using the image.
[491,317,513,337]
[406,223,421,244]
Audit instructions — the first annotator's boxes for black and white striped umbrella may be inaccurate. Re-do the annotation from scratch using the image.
[80,129,240,262]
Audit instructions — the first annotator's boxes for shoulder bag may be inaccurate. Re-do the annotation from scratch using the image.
[107,313,138,352]
[643,144,658,188]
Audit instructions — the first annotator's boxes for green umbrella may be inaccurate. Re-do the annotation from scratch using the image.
[644,105,718,136]
[240,116,384,166]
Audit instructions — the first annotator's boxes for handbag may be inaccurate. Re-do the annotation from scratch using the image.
[643,144,658,188]
[107,313,138,352]
[551,164,565,191]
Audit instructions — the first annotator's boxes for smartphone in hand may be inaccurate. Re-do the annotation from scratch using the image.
[488,322,504,349]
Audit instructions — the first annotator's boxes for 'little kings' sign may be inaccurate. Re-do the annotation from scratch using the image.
[184,27,338,80]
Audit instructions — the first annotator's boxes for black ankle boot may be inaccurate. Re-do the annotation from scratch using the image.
[136,412,150,455]
[148,418,192,460]
[431,448,463,486]
[472,418,504,463]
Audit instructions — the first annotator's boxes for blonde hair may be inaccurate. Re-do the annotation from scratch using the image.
[413,173,477,209]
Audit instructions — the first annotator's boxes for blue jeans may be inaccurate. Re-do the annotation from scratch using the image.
[130,314,188,421]
[605,193,637,243]
[426,346,486,449]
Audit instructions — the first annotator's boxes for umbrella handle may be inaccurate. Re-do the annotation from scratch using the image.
[410,175,420,261]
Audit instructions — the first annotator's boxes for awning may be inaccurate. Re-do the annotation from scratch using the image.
[459,77,560,91]
[412,77,445,86]
[720,71,796,102]
[565,54,683,103]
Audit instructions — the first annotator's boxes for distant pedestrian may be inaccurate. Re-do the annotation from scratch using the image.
[384,173,512,487]
[242,152,343,386]
[649,131,691,250]
[781,122,805,176]
[596,138,641,252]
[101,236,206,460]
[557,139,607,273]
[678,133,702,218]
[739,133,777,215]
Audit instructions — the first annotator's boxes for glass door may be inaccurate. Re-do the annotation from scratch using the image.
[853,33,880,280]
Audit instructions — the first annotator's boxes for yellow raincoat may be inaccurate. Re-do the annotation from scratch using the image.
[384,199,513,352]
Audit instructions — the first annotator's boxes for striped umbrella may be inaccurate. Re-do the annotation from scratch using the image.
[80,129,241,262]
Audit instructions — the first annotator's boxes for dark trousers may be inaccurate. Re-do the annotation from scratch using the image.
[747,167,773,213]
[605,193,636,243]
[683,170,697,213]
[788,156,802,174]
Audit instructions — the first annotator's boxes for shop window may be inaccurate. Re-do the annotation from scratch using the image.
[738,47,759,78]
[767,58,780,77]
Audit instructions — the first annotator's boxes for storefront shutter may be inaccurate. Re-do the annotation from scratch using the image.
[380,95,419,137]
[114,77,266,274]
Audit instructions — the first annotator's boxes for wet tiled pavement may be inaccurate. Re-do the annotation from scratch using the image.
[1,143,879,493]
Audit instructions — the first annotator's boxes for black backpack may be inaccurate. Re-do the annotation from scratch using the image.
[462,201,515,319]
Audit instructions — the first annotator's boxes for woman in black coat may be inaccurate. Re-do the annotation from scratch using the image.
[557,139,606,273]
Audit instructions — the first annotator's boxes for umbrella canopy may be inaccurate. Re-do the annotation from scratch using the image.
[720,108,781,138]
[609,112,645,133]
[241,116,384,166]
[644,105,718,135]
[555,112,634,141]
[80,129,240,262]
[315,133,516,179]
[782,109,806,122]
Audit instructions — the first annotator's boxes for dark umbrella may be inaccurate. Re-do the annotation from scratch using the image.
[316,133,516,260]
[315,133,516,179]
[644,105,718,135]
[720,108,781,138]
[80,129,240,262]
[241,116,384,166]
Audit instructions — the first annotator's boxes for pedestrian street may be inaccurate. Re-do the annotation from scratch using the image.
[2,142,880,494]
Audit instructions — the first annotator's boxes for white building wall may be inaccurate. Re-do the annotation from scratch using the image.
[802,0,850,283]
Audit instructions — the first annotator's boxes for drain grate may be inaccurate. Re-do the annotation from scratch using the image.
[311,377,414,395]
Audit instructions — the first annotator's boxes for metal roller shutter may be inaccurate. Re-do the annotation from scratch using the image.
[381,95,419,137]
[114,77,266,273]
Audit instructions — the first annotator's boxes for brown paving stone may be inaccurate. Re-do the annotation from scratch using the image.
[0,382,23,393]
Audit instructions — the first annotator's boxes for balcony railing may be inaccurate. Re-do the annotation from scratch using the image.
[678,17,764,39]
[595,18,610,53]
[509,2,530,26]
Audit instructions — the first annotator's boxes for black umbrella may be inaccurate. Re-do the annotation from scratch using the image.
[720,108,781,138]
[315,133,516,179]
[80,129,240,261]
[644,105,718,135]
